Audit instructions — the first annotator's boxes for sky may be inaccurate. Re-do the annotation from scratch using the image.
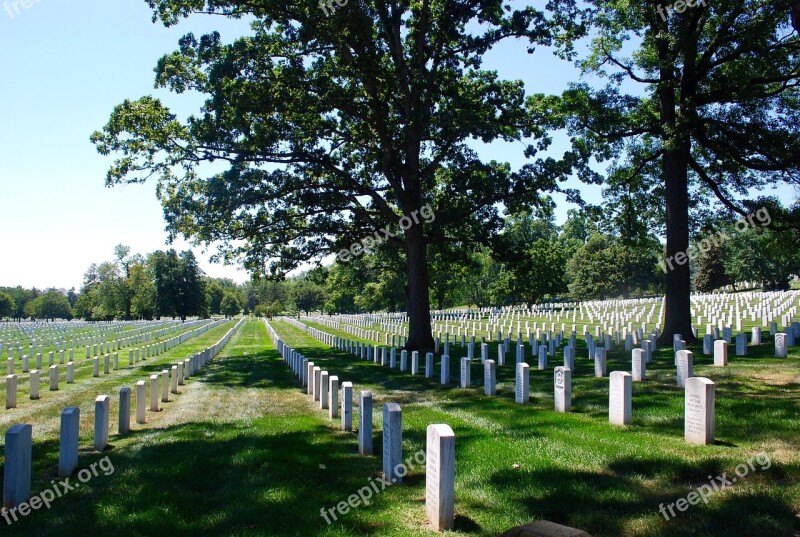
[0,1,793,291]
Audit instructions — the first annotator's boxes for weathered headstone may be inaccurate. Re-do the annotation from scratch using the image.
[59,407,80,477]
[735,333,747,357]
[484,359,496,395]
[703,334,713,355]
[676,350,693,387]
[119,386,131,434]
[685,377,715,445]
[358,390,373,455]
[382,403,403,483]
[594,348,607,378]
[563,346,575,371]
[3,424,32,509]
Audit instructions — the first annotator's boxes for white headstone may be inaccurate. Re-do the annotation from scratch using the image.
[149,375,160,412]
[329,376,339,419]
[631,349,645,382]
[676,350,693,387]
[6,374,16,409]
[136,381,146,424]
[59,407,80,477]
[554,366,571,412]
[484,359,496,395]
[320,371,329,410]
[29,370,40,400]
[515,362,530,404]
[382,403,403,483]
[119,386,131,434]
[3,424,32,509]
[358,391,373,455]
[594,348,607,378]
[460,358,471,388]
[563,346,575,371]
[714,340,729,366]
[775,333,788,358]
[49,364,59,391]
[426,424,455,532]
[440,355,450,385]
[341,381,353,431]
[609,371,632,425]
[94,395,110,451]
[685,377,715,445]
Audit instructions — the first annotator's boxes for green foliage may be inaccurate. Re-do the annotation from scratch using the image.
[149,249,206,319]
[27,290,72,320]
[724,226,800,291]
[492,211,569,306]
[292,279,327,315]
[0,291,15,319]
[0,286,37,320]
[220,291,243,317]
[92,0,588,349]
[694,241,730,292]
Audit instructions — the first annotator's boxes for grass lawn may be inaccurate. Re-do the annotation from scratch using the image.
[1,319,798,536]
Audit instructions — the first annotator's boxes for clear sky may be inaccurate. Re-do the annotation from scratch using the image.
[0,1,790,291]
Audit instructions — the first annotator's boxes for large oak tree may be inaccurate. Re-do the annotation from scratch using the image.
[93,0,583,351]
[542,0,800,343]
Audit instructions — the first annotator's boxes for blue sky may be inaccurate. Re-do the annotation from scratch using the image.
[0,1,790,290]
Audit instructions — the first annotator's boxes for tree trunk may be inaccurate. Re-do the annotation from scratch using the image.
[404,224,435,352]
[659,144,696,345]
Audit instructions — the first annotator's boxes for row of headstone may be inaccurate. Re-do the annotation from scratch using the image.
[264,320,355,432]
[3,319,244,510]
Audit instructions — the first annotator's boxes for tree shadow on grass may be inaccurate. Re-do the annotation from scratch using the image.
[490,457,798,537]
[1,421,439,537]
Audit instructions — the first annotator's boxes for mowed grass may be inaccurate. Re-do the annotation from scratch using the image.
[2,320,798,536]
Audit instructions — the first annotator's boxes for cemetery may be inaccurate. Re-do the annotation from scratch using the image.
[0,290,797,535]
[3,0,800,535]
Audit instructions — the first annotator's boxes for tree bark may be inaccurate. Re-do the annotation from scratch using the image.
[404,224,435,352]
[659,143,697,345]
